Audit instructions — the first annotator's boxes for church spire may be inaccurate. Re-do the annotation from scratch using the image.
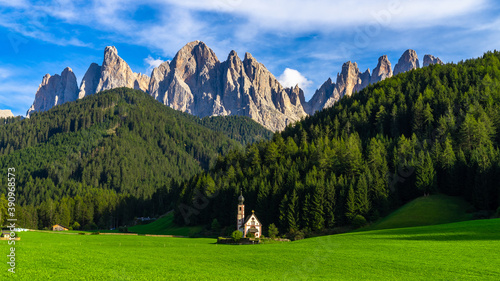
[237,189,245,232]
[238,188,245,205]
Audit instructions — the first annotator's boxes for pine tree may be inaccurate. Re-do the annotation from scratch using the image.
[278,194,288,231]
[311,185,325,231]
[324,176,336,228]
[416,151,436,196]
[346,184,356,220]
[301,193,311,230]
[356,175,370,216]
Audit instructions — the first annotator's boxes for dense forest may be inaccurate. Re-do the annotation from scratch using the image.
[199,115,273,146]
[0,88,271,229]
[2,51,500,235]
[172,51,500,237]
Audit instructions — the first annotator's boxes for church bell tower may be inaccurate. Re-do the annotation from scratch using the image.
[237,190,245,232]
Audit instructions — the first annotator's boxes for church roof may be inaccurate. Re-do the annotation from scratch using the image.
[244,211,261,225]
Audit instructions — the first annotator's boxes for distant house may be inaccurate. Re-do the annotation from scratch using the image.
[236,191,263,238]
[52,224,69,231]
[13,228,29,232]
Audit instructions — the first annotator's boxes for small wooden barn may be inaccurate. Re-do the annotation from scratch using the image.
[52,224,69,231]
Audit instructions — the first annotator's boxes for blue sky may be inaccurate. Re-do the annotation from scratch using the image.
[1,0,500,116]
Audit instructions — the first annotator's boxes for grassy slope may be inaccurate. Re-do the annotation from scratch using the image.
[127,213,203,236]
[368,194,473,231]
[3,219,499,280]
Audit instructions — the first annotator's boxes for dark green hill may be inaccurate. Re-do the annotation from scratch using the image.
[172,51,500,238]
[366,194,473,231]
[0,88,270,229]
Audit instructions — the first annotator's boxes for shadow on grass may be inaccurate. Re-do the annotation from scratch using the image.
[382,232,500,241]
[364,219,500,241]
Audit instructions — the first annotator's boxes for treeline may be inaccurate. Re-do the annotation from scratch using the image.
[0,88,270,229]
[172,51,500,237]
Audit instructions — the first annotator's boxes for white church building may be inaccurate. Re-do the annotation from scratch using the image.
[236,191,262,238]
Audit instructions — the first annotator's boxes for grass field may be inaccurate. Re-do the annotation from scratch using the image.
[2,218,499,280]
[126,213,203,236]
[367,194,473,231]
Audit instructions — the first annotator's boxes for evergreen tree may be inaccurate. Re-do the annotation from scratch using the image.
[346,184,356,220]
[416,151,436,196]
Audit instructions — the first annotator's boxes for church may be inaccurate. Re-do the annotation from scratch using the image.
[236,191,262,238]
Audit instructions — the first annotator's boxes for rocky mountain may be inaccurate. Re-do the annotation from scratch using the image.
[306,49,430,114]
[423,54,444,67]
[371,55,393,84]
[394,49,420,75]
[0,109,14,119]
[304,61,372,115]
[79,46,150,98]
[27,67,79,117]
[305,78,337,115]
[26,43,441,131]
[148,41,307,131]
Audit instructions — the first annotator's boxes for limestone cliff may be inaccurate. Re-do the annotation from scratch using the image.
[27,67,79,116]
[394,49,420,75]
[423,54,444,67]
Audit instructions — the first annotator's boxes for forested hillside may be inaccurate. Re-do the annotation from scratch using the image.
[0,88,271,229]
[173,51,500,237]
[199,115,273,146]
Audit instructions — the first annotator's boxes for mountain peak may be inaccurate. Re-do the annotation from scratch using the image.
[394,49,419,75]
[62,67,73,73]
[27,67,79,116]
[103,46,120,66]
[0,109,14,119]
[244,52,255,61]
[177,40,210,54]
[171,40,219,71]
[104,46,118,55]
[79,46,150,99]
[228,50,238,58]
[371,55,393,83]
[423,54,444,67]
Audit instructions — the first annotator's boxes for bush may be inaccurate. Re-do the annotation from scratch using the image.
[292,230,304,241]
[247,232,255,238]
[287,229,304,241]
[352,215,367,229]
[72,222,81,230]
[268,223,279,239]
[231,230,243,242]
[118,226,128,233]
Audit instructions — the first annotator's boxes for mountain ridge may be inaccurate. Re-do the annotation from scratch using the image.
[26,41,443,131]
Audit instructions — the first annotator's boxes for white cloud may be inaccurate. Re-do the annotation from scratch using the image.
[278,68,313,91]
[0,68,12,79]
[163,0,487,31]
[0,0,492,57]
[144,55,164,74]
[0,0,27,8]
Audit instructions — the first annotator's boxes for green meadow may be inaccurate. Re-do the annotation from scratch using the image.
[1,218,499,280]
[127,213,203,236]
[367,194,474,231]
